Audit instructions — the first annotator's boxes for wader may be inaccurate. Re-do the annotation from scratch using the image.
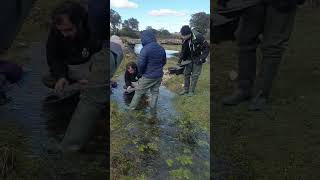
[60,42,123,151]
[236,3,296,97]
[183,61,203,94]
[60,49,107,151]
[129,76,162,114]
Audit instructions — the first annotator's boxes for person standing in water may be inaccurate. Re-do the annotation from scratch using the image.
[178,25,209,97]
[128,30,166,117]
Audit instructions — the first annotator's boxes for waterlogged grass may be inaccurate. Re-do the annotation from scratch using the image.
[0,123,43,179]
[110,101,210,179]
[110,102,154,179]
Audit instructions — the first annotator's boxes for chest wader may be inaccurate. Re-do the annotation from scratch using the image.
[60,43,123,152]
[60,49,107,151]
[128,77,162,113]
[184,62,203,95]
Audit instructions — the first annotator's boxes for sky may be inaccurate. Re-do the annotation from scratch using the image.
[110,0,210,33]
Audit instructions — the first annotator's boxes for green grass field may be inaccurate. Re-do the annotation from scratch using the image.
[162,57,210,132]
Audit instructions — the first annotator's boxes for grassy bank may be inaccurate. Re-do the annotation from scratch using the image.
[0,123,44,179]
[212,7,320,178]
[162,57,210,132]
[110,103,146,179]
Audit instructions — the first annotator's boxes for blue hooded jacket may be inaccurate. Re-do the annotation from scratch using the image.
[138,30,166,79]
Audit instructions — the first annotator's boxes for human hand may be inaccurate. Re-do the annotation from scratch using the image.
[54,78,69,94]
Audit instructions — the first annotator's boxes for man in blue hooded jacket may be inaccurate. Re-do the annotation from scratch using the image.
[128,30,166,115]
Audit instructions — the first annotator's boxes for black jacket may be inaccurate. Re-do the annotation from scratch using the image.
[179,30,209,65]
[124,64,141,87]
[46,6,101,80]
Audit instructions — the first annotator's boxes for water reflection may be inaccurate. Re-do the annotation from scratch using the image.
[134,44,179,58]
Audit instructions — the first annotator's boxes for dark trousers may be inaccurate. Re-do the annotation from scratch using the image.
[236,3,296,97]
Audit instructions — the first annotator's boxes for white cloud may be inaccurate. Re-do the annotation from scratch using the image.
[149,9,187,17]
[111,0,138,8]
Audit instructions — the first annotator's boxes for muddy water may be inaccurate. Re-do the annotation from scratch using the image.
[0,42,72,154]
[111,76,210,179]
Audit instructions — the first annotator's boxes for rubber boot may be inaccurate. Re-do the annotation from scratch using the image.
[150,93,158,113]
[249,60,280,111]
[189,75,199,96]
[129,92,143,110]
[180,76,190,95]
[222,80,252,105]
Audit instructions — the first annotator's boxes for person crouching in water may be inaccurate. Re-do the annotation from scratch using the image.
[178,25,209,96]
[123,61,141,94]
[128,30,166,117]
[43,1,101,94]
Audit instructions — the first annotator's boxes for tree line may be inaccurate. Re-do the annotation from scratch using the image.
[110,9,210,39]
